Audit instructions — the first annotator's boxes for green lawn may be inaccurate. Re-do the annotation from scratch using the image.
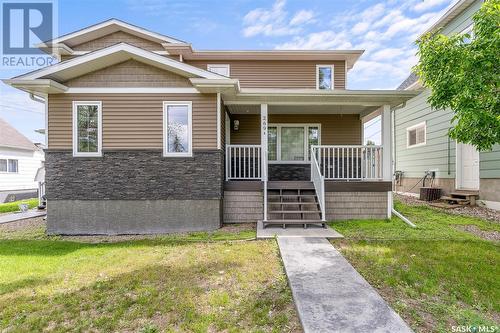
[0,198,38,213]
[331,201,500,333]
[0,221,301,332]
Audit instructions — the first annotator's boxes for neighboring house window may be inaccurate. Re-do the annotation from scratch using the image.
[72,101,102,157]
[461,24,474,44]
[163,101,192,157]
[407,122,426,148]
[316,65,334,90]
[0,159,18,173]
[268,124,321,162]
[207,64,230,77]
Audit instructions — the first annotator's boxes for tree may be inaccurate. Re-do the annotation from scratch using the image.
[414,0,500,151]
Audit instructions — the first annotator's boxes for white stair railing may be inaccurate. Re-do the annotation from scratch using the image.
[311,146,326,221]
[315,145,383,180]
[225,145,262,180]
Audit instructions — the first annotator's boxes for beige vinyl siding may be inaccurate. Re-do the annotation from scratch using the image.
[63,59,192,87]
[48,93,217,150]
[187,60,346,89]
[229,114,361,145]
[72,31,164,51]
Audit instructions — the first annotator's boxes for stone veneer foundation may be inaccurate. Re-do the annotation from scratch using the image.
[45,150,223,234]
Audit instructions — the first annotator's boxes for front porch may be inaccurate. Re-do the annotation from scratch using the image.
[221,96,398,226]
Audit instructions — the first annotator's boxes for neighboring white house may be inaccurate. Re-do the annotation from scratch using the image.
[0,118,44,202]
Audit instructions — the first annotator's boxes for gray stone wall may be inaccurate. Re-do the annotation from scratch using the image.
[45,150,223,200]
[269,164,310,181]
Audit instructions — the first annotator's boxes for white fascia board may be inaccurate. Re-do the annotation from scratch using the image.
[2,79,68,93]
[37,19,184,47]
[14,43,227,81]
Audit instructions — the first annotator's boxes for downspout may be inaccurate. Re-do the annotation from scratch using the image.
[390,102,416,228]
[29,93,48,147]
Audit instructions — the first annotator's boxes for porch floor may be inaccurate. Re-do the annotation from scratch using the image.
[256,221,343,239]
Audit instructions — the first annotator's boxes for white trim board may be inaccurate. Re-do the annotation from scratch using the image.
[15,43,228,81]
[65,88,200,94]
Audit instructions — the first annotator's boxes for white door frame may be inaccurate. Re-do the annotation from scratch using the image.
[455,142,480,190]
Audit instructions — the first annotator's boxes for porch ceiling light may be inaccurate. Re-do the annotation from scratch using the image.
[233,120,239,131]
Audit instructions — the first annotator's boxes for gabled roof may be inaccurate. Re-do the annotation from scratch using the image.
[11,43,228,82]
[0,118,36,151]
[420,0,477,37]
[38,18,185,52]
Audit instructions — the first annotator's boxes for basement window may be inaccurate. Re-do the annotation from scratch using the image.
[72,101,102,157]
[407,122,426,148]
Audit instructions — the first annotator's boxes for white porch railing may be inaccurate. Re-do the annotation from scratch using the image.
[311,148,326,221]
[225,145,262,180]
[313,145,383,180]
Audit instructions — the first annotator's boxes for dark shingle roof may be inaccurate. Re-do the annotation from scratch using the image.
[397,72,419,90]
[0,118,36,150]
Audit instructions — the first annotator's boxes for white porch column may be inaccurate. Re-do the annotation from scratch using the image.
[382,104,393,218]
[261,104,268,221]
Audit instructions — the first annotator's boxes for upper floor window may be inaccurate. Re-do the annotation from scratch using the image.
[207,64,230,77]
[163,101,192,157]
[316,65,334,90]
[0,159,18,173]
[72,101,102,157]
[407,122,426,148]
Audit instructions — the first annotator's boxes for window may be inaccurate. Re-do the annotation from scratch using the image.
[163,101,192,157]
[461,24,474,44]
[207,64,230,77]
[72,101,102,157]
[407,122,426,148]
[268,124,321,163]
[0,159,18,173]
[316,65,334,90]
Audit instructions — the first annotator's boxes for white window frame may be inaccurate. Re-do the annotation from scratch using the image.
[163,101,193,157]
[0,159,18,173]
[406,121,426,148]
[72,101,102,157]
[268,123,321,164]
[316,64,334,90]
[207,64,230,77]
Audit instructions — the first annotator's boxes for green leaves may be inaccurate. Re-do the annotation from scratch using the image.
[414,0,500,151]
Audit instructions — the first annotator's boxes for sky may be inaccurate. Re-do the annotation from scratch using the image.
[0,0,454,143]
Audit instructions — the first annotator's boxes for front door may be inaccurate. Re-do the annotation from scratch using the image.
[458,143,480,190]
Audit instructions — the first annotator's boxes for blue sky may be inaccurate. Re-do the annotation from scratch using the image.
[0,0,453,142]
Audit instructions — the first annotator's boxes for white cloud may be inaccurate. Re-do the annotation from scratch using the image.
[275,31,352,50]
[413,0,449,12]
[290,10,315,26]
[242,0,316,37]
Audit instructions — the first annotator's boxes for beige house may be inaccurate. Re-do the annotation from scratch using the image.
[4,19,417,234]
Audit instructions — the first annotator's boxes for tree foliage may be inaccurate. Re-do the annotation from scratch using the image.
[414,0,500,151]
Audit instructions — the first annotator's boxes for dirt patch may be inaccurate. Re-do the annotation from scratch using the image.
[455,225,500,241]
[395,193,500,223]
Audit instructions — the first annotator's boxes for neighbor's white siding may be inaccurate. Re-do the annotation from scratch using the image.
[0,147,44,191]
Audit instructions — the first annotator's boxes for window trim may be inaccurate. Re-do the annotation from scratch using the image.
[207,64,230,77]
[406,121,426,148]
[316,64,334,90]
[0,159,18,173]
[72,101,102,157]
[268,123,321,164]
[163,101,193,157]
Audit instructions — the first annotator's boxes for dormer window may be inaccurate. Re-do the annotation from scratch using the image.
[207,64,230,77]
[316,65,334,90]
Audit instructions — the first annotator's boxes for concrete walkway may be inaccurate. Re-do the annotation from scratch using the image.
[278,237,413,333]
[0,209,46,224]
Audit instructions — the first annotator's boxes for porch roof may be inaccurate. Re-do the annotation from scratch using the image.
[223,88,419,116]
